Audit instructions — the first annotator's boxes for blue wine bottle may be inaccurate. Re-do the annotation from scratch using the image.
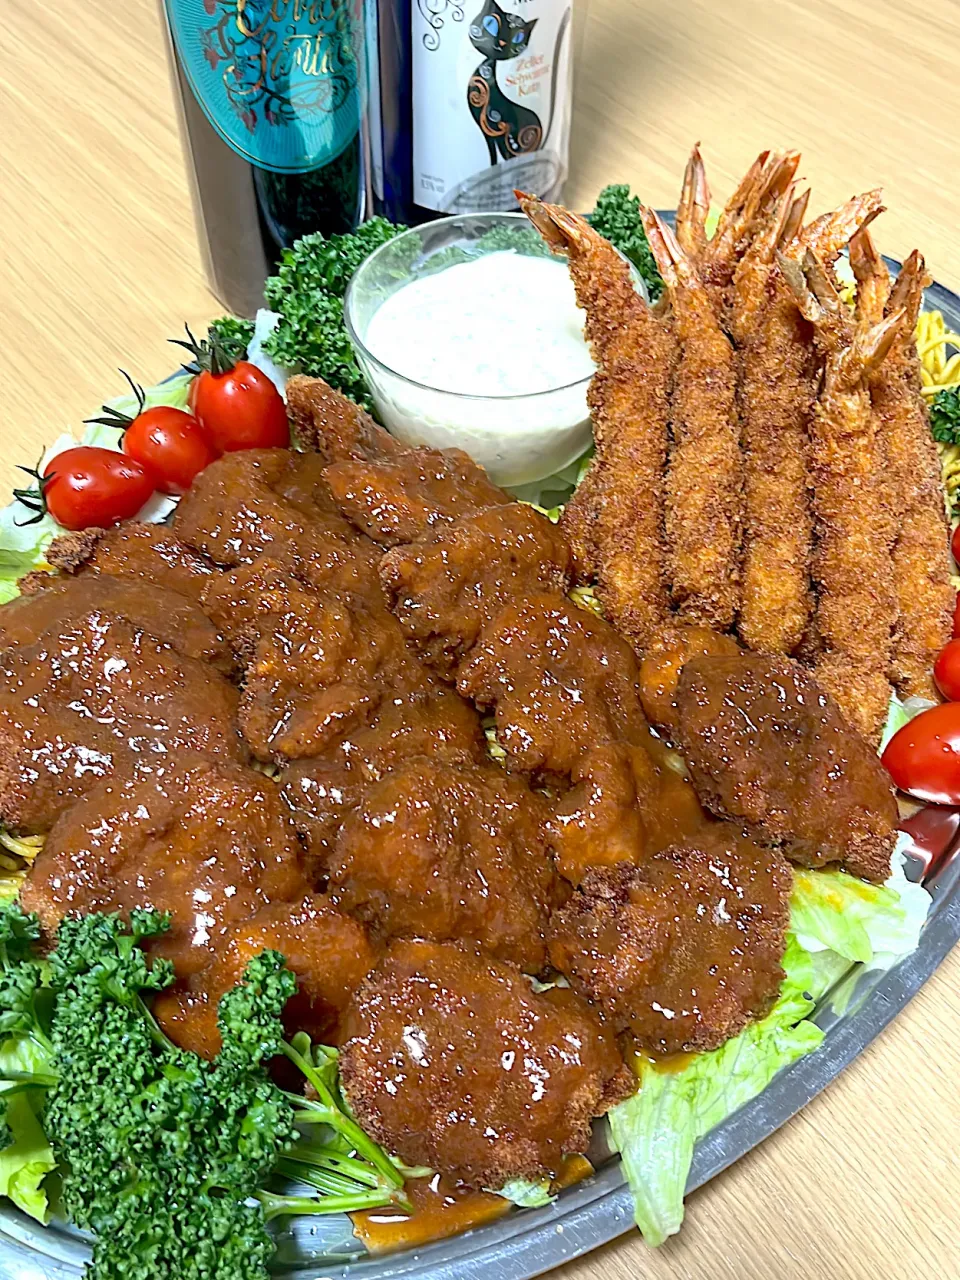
[160,0,368,315]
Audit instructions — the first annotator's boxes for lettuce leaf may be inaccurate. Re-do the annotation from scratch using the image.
[607,936,822,1246]
[0,1038,56,1222]
[791,835,931,968]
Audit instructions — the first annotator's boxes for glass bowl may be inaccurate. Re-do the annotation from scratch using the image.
[344,212,618,488]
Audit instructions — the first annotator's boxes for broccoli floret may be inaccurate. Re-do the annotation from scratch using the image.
[207,316,256,365]
[263,218,407,408]
[930,387,960,445]
[587,184,664,301]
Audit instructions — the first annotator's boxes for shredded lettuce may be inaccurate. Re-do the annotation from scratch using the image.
[610,848,932,1246]
[791,836,931,968]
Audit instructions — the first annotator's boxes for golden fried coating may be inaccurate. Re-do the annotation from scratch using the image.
[22,759,308,972]
[548,844,790,1054]
[637,623,741,735]
[154,895,377,1059]
[328,758,565,973]
[850,233,952,699]
[340,939,633,1187]
[285,374,404,462]
[779,248,901,741]
[44,522,217,601]
[324,448,510,547]
[736,191,884,657]
[642,209,742,629]
[675,653,899,881]
[379,503,572,677]
[521,196,672,648]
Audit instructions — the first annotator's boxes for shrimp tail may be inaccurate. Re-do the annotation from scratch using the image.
[676,144,711,258]
[800,189,885,262]
[849,228,891,325]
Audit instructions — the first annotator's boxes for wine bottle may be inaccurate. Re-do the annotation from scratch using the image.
[370,0,574,226]
[159,0,368,317]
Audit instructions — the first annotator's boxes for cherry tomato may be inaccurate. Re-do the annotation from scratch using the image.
[121,407,217,495]
[935,638,960,701]
[951,523,960,566]
[881,701,960,804]
[953,592,960,639]
[190,361,289,452]
[41,447,156,532]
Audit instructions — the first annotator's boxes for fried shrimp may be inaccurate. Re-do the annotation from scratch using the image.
[697,149,800,317]
[735,191,884,657]
[520,194,673,647]
[850,232,952,698]
[778,247,902,740]
[641,208,741,630]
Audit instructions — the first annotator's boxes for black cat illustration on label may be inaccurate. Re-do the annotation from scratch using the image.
[467,0,544,164]
[409,0,573,214]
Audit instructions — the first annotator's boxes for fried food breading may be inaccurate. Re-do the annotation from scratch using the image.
[520,196,672,648]
[0,574,231,670]
[279,685,485,864]
[778,248,902,740]
[340,939,632,1187]
[642,209,742,629]
[637,623,741,735]
[0,613,244,833]
[153,895,377,1059]
[379,504,572,677]
[675,653,899,881]
[44,522,217,601]
[324,448,510,547]
[21,759,308,974]
[328,757,565,973]
[173,447,362,567]
[547,843,791,1054]
[737,190,884,657]
[286,373,404,462]
[850,233,952,699]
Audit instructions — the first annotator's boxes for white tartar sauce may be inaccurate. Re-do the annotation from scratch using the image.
[363,251,595,397]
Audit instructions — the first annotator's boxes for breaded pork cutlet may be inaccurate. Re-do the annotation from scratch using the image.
[21,758,307,974]
[0,612,244,833]
[0,574,231,670]
[173,448,365,567]
[324,448,510,547]
[340,939,632,1188]
[328,757,565,974]
[44,522,218,601]
[279,685,486,866]
[286,373,405,463]
[674,652,899,881]
[379,503,573,678]
[153,895,377,1060]
[548,844,791,1054]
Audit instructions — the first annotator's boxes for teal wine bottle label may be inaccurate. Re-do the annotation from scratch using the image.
[164,0,364,175]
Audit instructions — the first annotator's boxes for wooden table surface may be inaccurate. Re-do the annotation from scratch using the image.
[2,1,960,1277]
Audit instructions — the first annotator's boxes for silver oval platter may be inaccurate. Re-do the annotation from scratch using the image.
[0,251,958,1280]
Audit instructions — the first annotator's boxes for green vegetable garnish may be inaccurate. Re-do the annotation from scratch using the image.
[587,184,664,301]
[262,218,407,408]
[0,906,406,1279]
[207,316,256,366]
[929,387,960,445]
